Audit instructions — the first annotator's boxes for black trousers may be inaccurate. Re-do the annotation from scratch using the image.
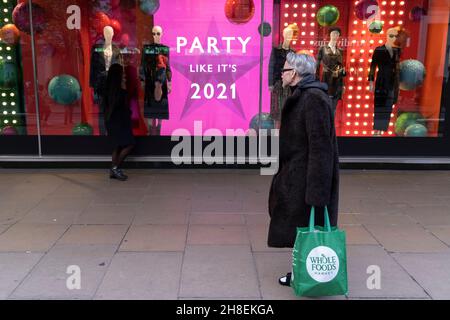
[374,90,395,131]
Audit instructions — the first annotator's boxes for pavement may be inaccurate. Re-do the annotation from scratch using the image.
[0,169,449,300]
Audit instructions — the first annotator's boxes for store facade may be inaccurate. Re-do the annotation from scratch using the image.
[0,0,449,162]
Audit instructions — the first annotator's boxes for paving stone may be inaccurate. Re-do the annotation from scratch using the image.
[133,208,188,225]
[141,196,191,213]
[94,252,182,300]
[180,245,260,298]
[75,205,139,225]
[191,198,243,213]
[338,213,360,225]
[346,245,429,299]
[119,225,187,252]
[0,224,69,252]
[0,253,43,299]
[91,189,147,205]
[426,226,450,246]
[341,225,379,245]
[21,197,91,224]
[187,225,249,245]
[10,245,117,299]
[364,225,450,253]
[354,214,417,226]
[245,214,270,226]
[0,225,11,234]
[403,206,450,226]
[190,214,245,225]
[392,253,450,300]
[58,225,129,246]
[247,225,290,253]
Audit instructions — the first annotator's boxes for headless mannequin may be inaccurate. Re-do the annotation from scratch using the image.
[146,26,171,131]
[268,26,295,129]
[104,26,114,72]
[369,28,400,136]
[269,27,294,92]
[317,29,346,113]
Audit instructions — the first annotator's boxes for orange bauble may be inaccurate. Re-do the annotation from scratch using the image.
[0,24,20,45]
[225,0,255,24]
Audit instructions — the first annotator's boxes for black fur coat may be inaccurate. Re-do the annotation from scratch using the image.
[268,75,340,248]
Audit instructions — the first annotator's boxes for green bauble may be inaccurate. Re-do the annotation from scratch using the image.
[72,123,93,136]
[0,61,18,89]
[369,21,383,34]
[48,74,81,105]
[405,123,428,137]
[395,112,422,136]
[317,5,340,27]
[250,113,275,131]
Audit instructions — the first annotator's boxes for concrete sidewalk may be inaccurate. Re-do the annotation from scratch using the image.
[0,169,449,300]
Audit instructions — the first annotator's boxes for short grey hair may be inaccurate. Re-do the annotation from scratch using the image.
[286,52,317,76]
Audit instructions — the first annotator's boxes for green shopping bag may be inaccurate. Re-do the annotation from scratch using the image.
[291,206,348,297]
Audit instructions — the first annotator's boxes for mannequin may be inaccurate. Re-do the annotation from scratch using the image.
[268,24,297,128]
[317,27,346,114]
[368,27,401,136]
[90,26,123,135]
[140,26,172,136]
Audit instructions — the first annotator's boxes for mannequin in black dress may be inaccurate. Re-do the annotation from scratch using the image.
[369,27,401,136]
[316,27,346,114]
[140,26,172,136]
[268,24,297,128]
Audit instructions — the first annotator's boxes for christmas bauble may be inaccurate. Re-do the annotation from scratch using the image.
[12,2,46,34]
[139,0,160,15]
[1,126,18,136]
[250,113,275,131]
[225,0,255,25]
[405,123,428,137]
[369,21,383,34]
[258,22,272,37]
[354,0,379,21]
[93,11,111,34]
[48,75,81,105]
[72,123,94,136]
[316,5,340,27]
[399,59,426,91]
[0,24,20,45]
[395,112,422,136]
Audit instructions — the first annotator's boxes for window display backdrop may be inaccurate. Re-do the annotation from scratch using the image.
[278,0,449,138]
[15,0,273,138]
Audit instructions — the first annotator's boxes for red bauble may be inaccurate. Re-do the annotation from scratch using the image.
[0,24,20,44]
[111,0,121,9]
[109,19,122,38]
[93,11,111,34]
[225,0,255,25]
[120,33,130,47]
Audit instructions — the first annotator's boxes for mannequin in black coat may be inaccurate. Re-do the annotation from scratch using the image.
[89,26,123,135]
[268,73,340,249]
[368,28,401,135]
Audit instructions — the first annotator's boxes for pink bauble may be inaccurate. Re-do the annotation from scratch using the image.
[354,0,379,21]
[12,2,46,34]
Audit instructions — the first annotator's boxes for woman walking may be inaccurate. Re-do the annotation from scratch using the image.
[104,63,136,181]
[268,52,340,286]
